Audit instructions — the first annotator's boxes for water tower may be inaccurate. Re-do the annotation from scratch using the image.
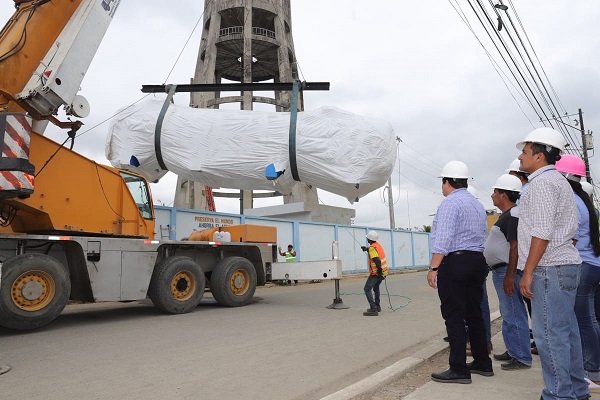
[174,0,309,208]
[173,0,354,224]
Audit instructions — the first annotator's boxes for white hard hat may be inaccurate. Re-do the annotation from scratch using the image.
[467,186,479,199]
[492,174,522,192]
[366,231,379,241]
[439,160,470,179]
[581,181,594,197]
[516,127,566,153]
[506,159,523,173]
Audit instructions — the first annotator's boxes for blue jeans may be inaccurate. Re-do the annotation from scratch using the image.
[481,276,491,344]
[364,275,383,309]
[574,262,600,381]
[492,267,532,365]
[531,265,589,400]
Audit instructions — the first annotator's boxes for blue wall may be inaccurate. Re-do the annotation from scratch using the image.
[154,206,430,274]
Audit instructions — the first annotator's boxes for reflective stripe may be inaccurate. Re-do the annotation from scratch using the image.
[285,251,296,262]
[368,242,388,276]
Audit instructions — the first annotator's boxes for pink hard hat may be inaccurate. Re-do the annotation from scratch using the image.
[555,154,586,181]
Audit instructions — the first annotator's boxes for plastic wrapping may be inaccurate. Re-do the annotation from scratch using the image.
[105,99,396,202]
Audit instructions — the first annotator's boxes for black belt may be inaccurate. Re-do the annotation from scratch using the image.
[447,250,483,257]
[489,262,508,270]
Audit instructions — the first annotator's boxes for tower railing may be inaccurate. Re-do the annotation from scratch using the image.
[219,26,275,39]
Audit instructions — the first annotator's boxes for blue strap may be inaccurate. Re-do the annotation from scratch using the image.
[155,84,177,171]
[288,80,301,181]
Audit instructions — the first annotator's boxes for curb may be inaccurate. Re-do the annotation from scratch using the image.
[319,310,501,400]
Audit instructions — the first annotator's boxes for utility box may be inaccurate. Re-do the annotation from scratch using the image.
[585,133,594,150]
[223,224,277,243]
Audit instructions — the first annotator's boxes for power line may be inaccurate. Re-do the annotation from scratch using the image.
[451,0,593,185]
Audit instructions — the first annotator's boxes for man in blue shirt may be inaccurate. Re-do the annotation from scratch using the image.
[427,161,493,384]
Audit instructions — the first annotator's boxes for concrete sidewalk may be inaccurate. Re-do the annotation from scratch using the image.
[322,310,600,400]
[405,329,546,400]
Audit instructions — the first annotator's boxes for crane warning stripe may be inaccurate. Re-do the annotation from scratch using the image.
[3,117,30,159]
[11,114,31,132]
[0,171,32,190]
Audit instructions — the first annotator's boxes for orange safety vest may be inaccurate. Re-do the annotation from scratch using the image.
[368,242,388,276]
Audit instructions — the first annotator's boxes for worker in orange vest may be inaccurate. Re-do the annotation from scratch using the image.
[361,231,388,316]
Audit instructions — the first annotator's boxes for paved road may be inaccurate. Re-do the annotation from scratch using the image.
[0,271,498,400]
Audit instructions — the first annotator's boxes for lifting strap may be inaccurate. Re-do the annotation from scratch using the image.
[155,84,177,171]
[288,80,301,182]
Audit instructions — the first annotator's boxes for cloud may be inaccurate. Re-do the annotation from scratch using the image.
[2,1,599,230]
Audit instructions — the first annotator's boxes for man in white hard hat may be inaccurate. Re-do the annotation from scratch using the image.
[507,158,530,197]
[516,127,589,400]
[581,181,594,199]
[485,174,532,371]
[361,230,388,316]
[427,161,493,384]
[507,157,536,352]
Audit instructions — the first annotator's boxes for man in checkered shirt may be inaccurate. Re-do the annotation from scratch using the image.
[517,127,589,400]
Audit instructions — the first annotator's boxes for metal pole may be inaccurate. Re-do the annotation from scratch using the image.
[579,108,592,182]
[387,176,395,229]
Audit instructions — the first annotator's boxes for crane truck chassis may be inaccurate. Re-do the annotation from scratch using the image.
[0,231,282,330]
[0,1,342,330]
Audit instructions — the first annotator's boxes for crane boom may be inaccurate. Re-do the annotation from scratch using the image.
[1,0,119,126]
[0,0,154,237]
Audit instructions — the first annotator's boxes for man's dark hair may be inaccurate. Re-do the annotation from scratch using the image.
[516,171,529,182]
[442,177,468,189]
[442,177,469,189]
[531,142,561,165]
[496,189,520,203]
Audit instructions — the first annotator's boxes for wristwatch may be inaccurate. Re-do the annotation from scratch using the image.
[428,266,438,272]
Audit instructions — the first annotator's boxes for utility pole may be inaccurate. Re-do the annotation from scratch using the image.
[387,137,402,230]
[578,108,592,182]
[387,176,395,229]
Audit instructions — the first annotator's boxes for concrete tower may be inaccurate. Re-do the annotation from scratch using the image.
[173,0,318,212]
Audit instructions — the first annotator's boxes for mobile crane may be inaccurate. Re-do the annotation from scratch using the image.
[0,0,290,330]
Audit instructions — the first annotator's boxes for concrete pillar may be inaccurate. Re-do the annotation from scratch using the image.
[174,0,317,211]
[192,11,221,109]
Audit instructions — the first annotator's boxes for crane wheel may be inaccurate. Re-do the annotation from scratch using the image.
[148,256,205,314]
[210,257,257,307]
[0,254,70,330]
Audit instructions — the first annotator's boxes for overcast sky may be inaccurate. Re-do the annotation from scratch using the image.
[3,1,599,230]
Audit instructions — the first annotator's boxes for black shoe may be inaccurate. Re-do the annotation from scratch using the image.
[500,358,531,370]
[466,361,494,376]
[493,351,511,361]
[363,308,378,316]
[431,369,471,384]
[376,305,382,312]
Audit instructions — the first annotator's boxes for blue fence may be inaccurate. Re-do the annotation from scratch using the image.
[154,206,430,274]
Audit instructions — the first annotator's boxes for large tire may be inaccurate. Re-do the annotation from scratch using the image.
[210,257,257,307]
[148,256,205,314]
[0,254,71,330]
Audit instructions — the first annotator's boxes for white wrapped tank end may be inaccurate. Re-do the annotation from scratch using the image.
[105,99,396,202]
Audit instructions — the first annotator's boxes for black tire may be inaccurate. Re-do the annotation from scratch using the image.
[210,257,257,307]
[0,254,71,330]
[148,256,205,314]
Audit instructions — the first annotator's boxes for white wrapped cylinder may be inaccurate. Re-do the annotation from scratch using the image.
[105,99,396,202]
